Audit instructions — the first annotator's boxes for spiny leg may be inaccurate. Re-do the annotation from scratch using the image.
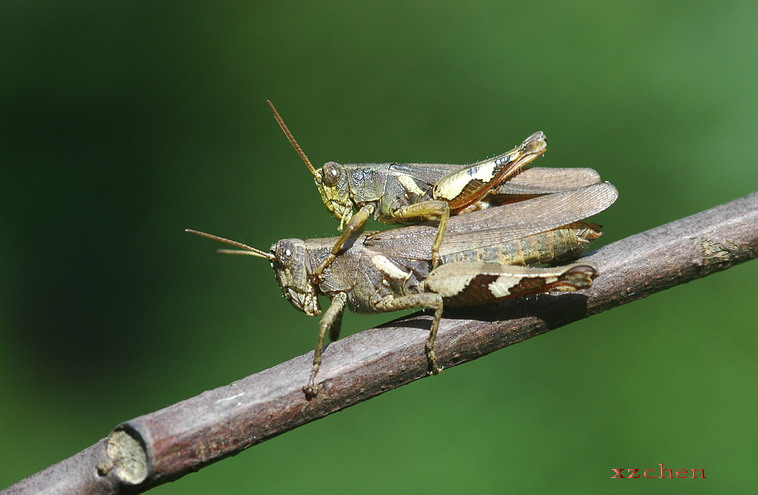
[374,292,444,374]
[312,204,374,282]
[304,292,347,399]
[391,200,450,269]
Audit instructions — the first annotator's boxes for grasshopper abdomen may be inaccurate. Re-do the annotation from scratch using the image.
[440,222,602,267]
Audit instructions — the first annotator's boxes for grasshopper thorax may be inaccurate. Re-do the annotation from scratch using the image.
[271,238,321,317]
[315,161,354,229]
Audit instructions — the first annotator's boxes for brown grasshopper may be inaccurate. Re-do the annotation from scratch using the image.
[188,182,617,399]
[267,101,602,279]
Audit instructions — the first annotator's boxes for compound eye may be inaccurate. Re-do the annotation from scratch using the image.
[275,240,294,268]
[322,162,342,187]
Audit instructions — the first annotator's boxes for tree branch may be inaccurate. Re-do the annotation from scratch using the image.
[4,192,757,494]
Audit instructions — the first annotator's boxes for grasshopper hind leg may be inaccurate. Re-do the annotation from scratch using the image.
[424,261,599,307]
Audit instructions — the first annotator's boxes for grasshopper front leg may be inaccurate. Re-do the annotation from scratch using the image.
[374,292,445,374]
[304,292,348,399]
[390,200,450,268]
[312,204,375,283]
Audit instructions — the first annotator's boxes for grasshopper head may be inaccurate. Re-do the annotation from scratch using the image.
[270,238,321,316]
[315,161,353,229]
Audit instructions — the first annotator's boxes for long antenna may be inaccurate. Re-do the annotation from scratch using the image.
[266,100,320,179]
[185,229,274,261]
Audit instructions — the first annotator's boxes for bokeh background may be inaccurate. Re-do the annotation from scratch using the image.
[2,2,756,493]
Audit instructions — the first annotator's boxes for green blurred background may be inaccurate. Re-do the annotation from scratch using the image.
[2,2,756,493]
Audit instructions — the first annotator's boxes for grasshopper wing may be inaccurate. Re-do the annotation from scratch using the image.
[494,167,601,195]
[365,182,618,259]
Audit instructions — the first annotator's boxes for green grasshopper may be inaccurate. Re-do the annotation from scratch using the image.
[267,102,601,280]
[188,182,618,398]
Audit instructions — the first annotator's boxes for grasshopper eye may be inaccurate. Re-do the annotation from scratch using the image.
[322,162,342,187]
[275,240,295,268]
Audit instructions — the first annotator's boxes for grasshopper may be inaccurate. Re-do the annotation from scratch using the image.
[268,102,600,279]
[188,182,617,398]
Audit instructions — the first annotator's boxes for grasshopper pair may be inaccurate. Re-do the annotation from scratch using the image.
[267,101,573,277]
[189,180,617,398]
